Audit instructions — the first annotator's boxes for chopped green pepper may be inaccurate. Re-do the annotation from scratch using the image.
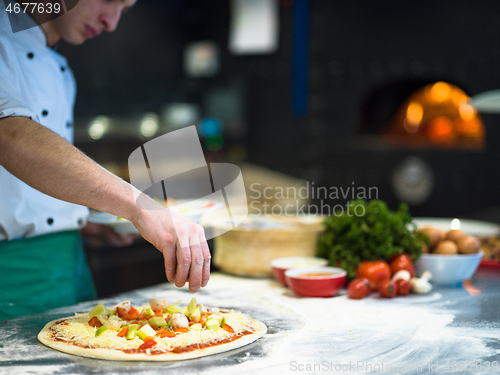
[125,324,138,340]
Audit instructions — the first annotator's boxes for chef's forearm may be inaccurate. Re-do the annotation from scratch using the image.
[0,116,139,221]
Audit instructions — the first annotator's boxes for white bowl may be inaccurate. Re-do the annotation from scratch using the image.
[415,251,483,286]
[412,217,499,236]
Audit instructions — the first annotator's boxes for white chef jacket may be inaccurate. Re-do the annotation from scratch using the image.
[0,3,89,240]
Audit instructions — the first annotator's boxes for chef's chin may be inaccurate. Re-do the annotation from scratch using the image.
[63,33,88,46]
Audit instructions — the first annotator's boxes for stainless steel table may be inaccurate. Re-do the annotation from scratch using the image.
[1,270,500,374]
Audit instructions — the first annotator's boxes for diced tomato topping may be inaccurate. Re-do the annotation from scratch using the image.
[188,321,194,326]
[222,324,235,333]
[116,307,126,319]
[117,326,129,337]
[143,336,156,342]
[116,306,140,320]
[155,328,167,335]
[138,339,157,350]
[136,310,148,320]
[62,323,69,326]
[174,327,190,334]
[154,309,163,317]
[199,313,211,328]
[157,328,176,338]
[88,316,102,328]
[128,306,140,318]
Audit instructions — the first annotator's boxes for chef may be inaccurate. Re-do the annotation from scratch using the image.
[0,0,211,320]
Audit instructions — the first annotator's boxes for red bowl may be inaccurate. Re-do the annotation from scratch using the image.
[270,257,329,287]
[285,266,347,297]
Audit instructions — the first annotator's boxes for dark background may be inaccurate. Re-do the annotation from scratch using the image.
[57,0,500,296]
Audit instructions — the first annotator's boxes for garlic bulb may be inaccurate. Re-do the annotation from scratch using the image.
[410,271,433,294]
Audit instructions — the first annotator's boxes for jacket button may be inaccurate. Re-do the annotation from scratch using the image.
[47,218,54,225]
[42,110,49,117]
[61,66,66,72]
[27,52,34,59]
[66,121,73,128]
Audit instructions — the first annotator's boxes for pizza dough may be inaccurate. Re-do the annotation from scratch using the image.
[37,300,267,361]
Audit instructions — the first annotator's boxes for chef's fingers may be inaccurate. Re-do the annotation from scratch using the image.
[174,240,191,288]
[187,239,204,292]
[173,219,196,288]
[199,227,211,287]
[173,221,205,292]
[163,232,177,283]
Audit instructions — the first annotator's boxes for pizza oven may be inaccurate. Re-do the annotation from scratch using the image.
[260,0,500,220]
[305,76,500,219]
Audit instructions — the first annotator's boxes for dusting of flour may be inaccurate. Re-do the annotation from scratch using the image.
[197,274,500,375]
[2,274,499,375]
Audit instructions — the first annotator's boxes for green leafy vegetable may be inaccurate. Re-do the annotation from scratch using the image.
[316,199,427,279]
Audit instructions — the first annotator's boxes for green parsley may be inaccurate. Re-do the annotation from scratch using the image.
[316,199,427,279]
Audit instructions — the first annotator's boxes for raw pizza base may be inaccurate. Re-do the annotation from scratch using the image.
[38,315,267,361]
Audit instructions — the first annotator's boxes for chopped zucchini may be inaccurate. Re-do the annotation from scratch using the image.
[190,308,201,323]
[209,313,223,324]
[166,301,184,315]
[89,302,109,318]
[148,316,168,327]
[205,318,220,331]
[136,324,157,340]
[187,297,197,315]
[95,325,107,337]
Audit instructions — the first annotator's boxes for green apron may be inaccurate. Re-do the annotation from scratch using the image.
[0,230,97,320]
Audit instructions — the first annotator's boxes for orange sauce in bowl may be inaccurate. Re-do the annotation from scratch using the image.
[297,272,339,277]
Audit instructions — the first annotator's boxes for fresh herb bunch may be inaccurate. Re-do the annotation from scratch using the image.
[316,199,427,279]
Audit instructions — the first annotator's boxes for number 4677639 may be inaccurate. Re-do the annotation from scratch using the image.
[5,2,61,14]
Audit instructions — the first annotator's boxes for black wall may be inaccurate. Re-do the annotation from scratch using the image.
[61,0,500,219]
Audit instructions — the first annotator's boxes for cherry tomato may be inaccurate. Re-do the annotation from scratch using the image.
[389,253,415,278]
[347,278,371,299]
[395,279,411,296]
[379,280,398,298]
[355,260,391,291]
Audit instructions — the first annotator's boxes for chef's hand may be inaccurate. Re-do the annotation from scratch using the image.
[81,222,139,247]
[131,204,210,293]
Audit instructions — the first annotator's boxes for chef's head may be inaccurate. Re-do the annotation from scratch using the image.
[42,0,137,46]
